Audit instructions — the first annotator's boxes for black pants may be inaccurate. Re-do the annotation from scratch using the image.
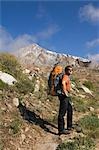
[58,94,73,132]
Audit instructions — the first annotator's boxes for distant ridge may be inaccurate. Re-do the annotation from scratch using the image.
[14,43,91,68]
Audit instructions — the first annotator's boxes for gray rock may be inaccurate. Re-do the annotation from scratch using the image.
[75,126,82,133]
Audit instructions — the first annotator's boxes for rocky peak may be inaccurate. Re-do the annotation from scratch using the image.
[14,43,91,70]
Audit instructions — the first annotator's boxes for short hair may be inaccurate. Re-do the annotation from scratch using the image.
[65,65,72,72]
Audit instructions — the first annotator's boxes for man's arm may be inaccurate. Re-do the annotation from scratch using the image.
[62,80,69,97]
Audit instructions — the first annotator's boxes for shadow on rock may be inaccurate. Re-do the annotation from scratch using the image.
[18,103,58,135]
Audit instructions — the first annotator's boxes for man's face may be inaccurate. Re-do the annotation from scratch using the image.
[67,67,73,75]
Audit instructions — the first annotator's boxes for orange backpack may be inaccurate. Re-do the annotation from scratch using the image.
[48,65,63,96]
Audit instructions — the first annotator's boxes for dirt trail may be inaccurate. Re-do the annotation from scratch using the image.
[33,133,59,150]
[32,111,99,150]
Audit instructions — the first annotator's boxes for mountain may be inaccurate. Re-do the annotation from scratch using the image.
[14,43,91,69]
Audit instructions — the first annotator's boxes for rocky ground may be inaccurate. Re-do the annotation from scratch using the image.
[0,63,99,150]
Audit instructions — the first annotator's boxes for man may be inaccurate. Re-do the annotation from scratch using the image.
[58,65,73,135]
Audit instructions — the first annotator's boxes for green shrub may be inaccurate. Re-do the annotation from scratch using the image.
[10,118,22,134]
[88,128,99,139]
[86,98,99,109]
[56,136,95,150]
[0,53,36,94]
[72,97,88,112]
[83,81,94,90]
[0,79,8,90]
[71,76,78,83]
[0,53,22,79]
[15,75,35,94]
[79,114,99,131]
[78,114,99,139]
[56,141,78,150]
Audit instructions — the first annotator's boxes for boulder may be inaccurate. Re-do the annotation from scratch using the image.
[89,106,94,112]
[13,98,19,107]
[0,71,17,85]
[23,69,30,74]
[81,85,93,95]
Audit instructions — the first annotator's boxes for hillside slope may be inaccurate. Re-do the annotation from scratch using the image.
[0,53,99,150]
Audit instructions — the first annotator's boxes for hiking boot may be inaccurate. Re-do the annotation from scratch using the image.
[67,126,74,131]
[58,129,70,136]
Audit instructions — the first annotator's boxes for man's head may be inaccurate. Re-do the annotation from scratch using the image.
[65,65,73,75]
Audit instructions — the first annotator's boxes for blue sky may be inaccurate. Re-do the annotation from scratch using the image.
[0,0,99,61]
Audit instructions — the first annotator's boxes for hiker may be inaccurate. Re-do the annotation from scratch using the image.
[58,65,73,135]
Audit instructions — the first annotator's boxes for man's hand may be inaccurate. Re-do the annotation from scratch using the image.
[64,91,69,97]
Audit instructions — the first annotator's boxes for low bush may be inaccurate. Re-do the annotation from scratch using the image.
[0,53,22,79]
[0,80,8,90]
[10,118,22,134]
[72,97,88,112]
[79,114,99,131]
[78,114,99,139]
[56,136,95,150]
[15,75,35,94]
[83,81,94,90]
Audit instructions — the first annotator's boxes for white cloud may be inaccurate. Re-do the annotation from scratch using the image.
[86,38,99,48]
[79,4,99,23]
[87,53,99,63]
[36,24,60,39]
[36,4,46,19]
[0,24,60,52]
[9,34,37,51]
[0,26,13,50]
[0,26,37,51]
